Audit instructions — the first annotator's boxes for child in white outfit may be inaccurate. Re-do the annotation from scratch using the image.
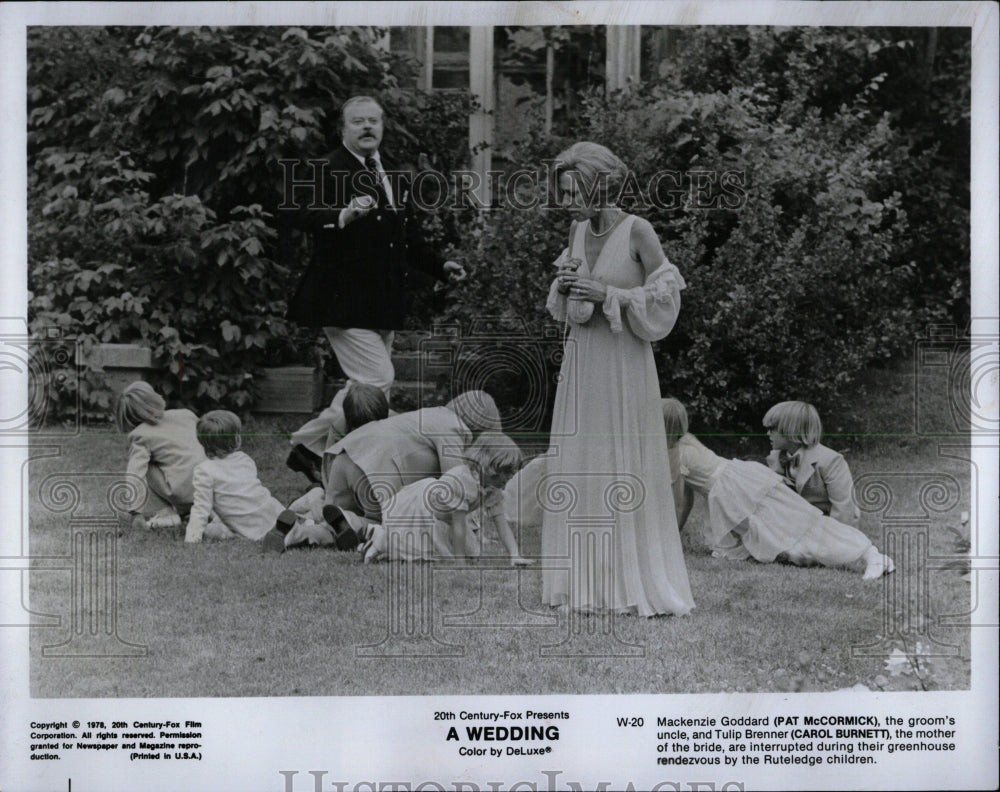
[663,399,893,579]
[362,432,533,566]
[186,410,297,543]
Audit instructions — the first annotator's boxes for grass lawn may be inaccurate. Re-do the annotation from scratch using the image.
[27,357,972,696]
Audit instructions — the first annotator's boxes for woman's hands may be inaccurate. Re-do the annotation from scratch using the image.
[556,257,605,303]
[561,275,607,304]
[555,256,582,294]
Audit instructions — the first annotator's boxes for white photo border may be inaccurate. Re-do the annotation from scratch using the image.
[1,2,997,791]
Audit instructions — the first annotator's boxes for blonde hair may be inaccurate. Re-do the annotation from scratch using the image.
[343,383,389,432]
[446,390,502,434]
[762,401,823,448]
[465,432,523,480]
[552,141,628,205]
[661,397,689,443]
[197,410,242,458]
[115,381,165,432]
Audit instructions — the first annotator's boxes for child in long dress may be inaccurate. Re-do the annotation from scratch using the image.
[186,410,304,544]
[762,400,860,527]
[361,432,532,566]
[115,381,205,530]
[662,399,893,579]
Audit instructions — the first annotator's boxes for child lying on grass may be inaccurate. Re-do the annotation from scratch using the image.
[663,398,893,579]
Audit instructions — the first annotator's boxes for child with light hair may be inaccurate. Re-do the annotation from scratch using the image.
[115,381,205,530]
[322,389,503,523]
[186,410,299,544]
[763,400,860,527]
[361,432,532,566]
[663,398,893,579]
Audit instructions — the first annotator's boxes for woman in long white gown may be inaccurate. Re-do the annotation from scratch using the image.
[540,142,694,617]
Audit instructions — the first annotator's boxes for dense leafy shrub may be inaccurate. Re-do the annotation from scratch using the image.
[431,131,570,432]
[27,26,968,430]
[581,84,913,427]
[27,26,472,419]
[29,150,285,416]
[656,26,970,325]
[441,27,966,430]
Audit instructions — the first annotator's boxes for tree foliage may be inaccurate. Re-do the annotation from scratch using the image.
[656,26,970,324]
[28,25,969,429]
[443,26,969,429]
[27,26,471,418]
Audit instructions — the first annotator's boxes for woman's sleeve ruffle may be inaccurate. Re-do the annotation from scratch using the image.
[601,259,686,341]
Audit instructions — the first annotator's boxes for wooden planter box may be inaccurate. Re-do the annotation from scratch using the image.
[255,366,324,413]
[76,343,156,395]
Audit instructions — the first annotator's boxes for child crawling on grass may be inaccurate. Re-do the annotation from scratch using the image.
[322,390,503,524]
[278,431,528,561]
[186,410,311,545]
[663,398,894,579]
[358,431,533,566]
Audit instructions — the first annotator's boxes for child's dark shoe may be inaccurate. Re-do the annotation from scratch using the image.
[262,529,286,553]
[322,505,362,551]
[275,509,297,535]
[263,509,300,553]
[286,444,322,484]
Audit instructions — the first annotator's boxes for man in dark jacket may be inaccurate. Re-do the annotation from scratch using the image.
[280,95,465,480]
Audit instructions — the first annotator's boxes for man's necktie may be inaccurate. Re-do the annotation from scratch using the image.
[364,156,390,207]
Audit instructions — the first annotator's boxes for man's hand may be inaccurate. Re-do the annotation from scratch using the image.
[325,195,375,229]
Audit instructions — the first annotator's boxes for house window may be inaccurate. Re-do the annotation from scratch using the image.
[386,25,639,197]
[389,27,471,92]
[387,27,425,89]
[431,27,471,91]
[493,26,606,161]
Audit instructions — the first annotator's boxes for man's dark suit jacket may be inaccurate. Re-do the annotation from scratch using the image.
[281,145,445,331]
